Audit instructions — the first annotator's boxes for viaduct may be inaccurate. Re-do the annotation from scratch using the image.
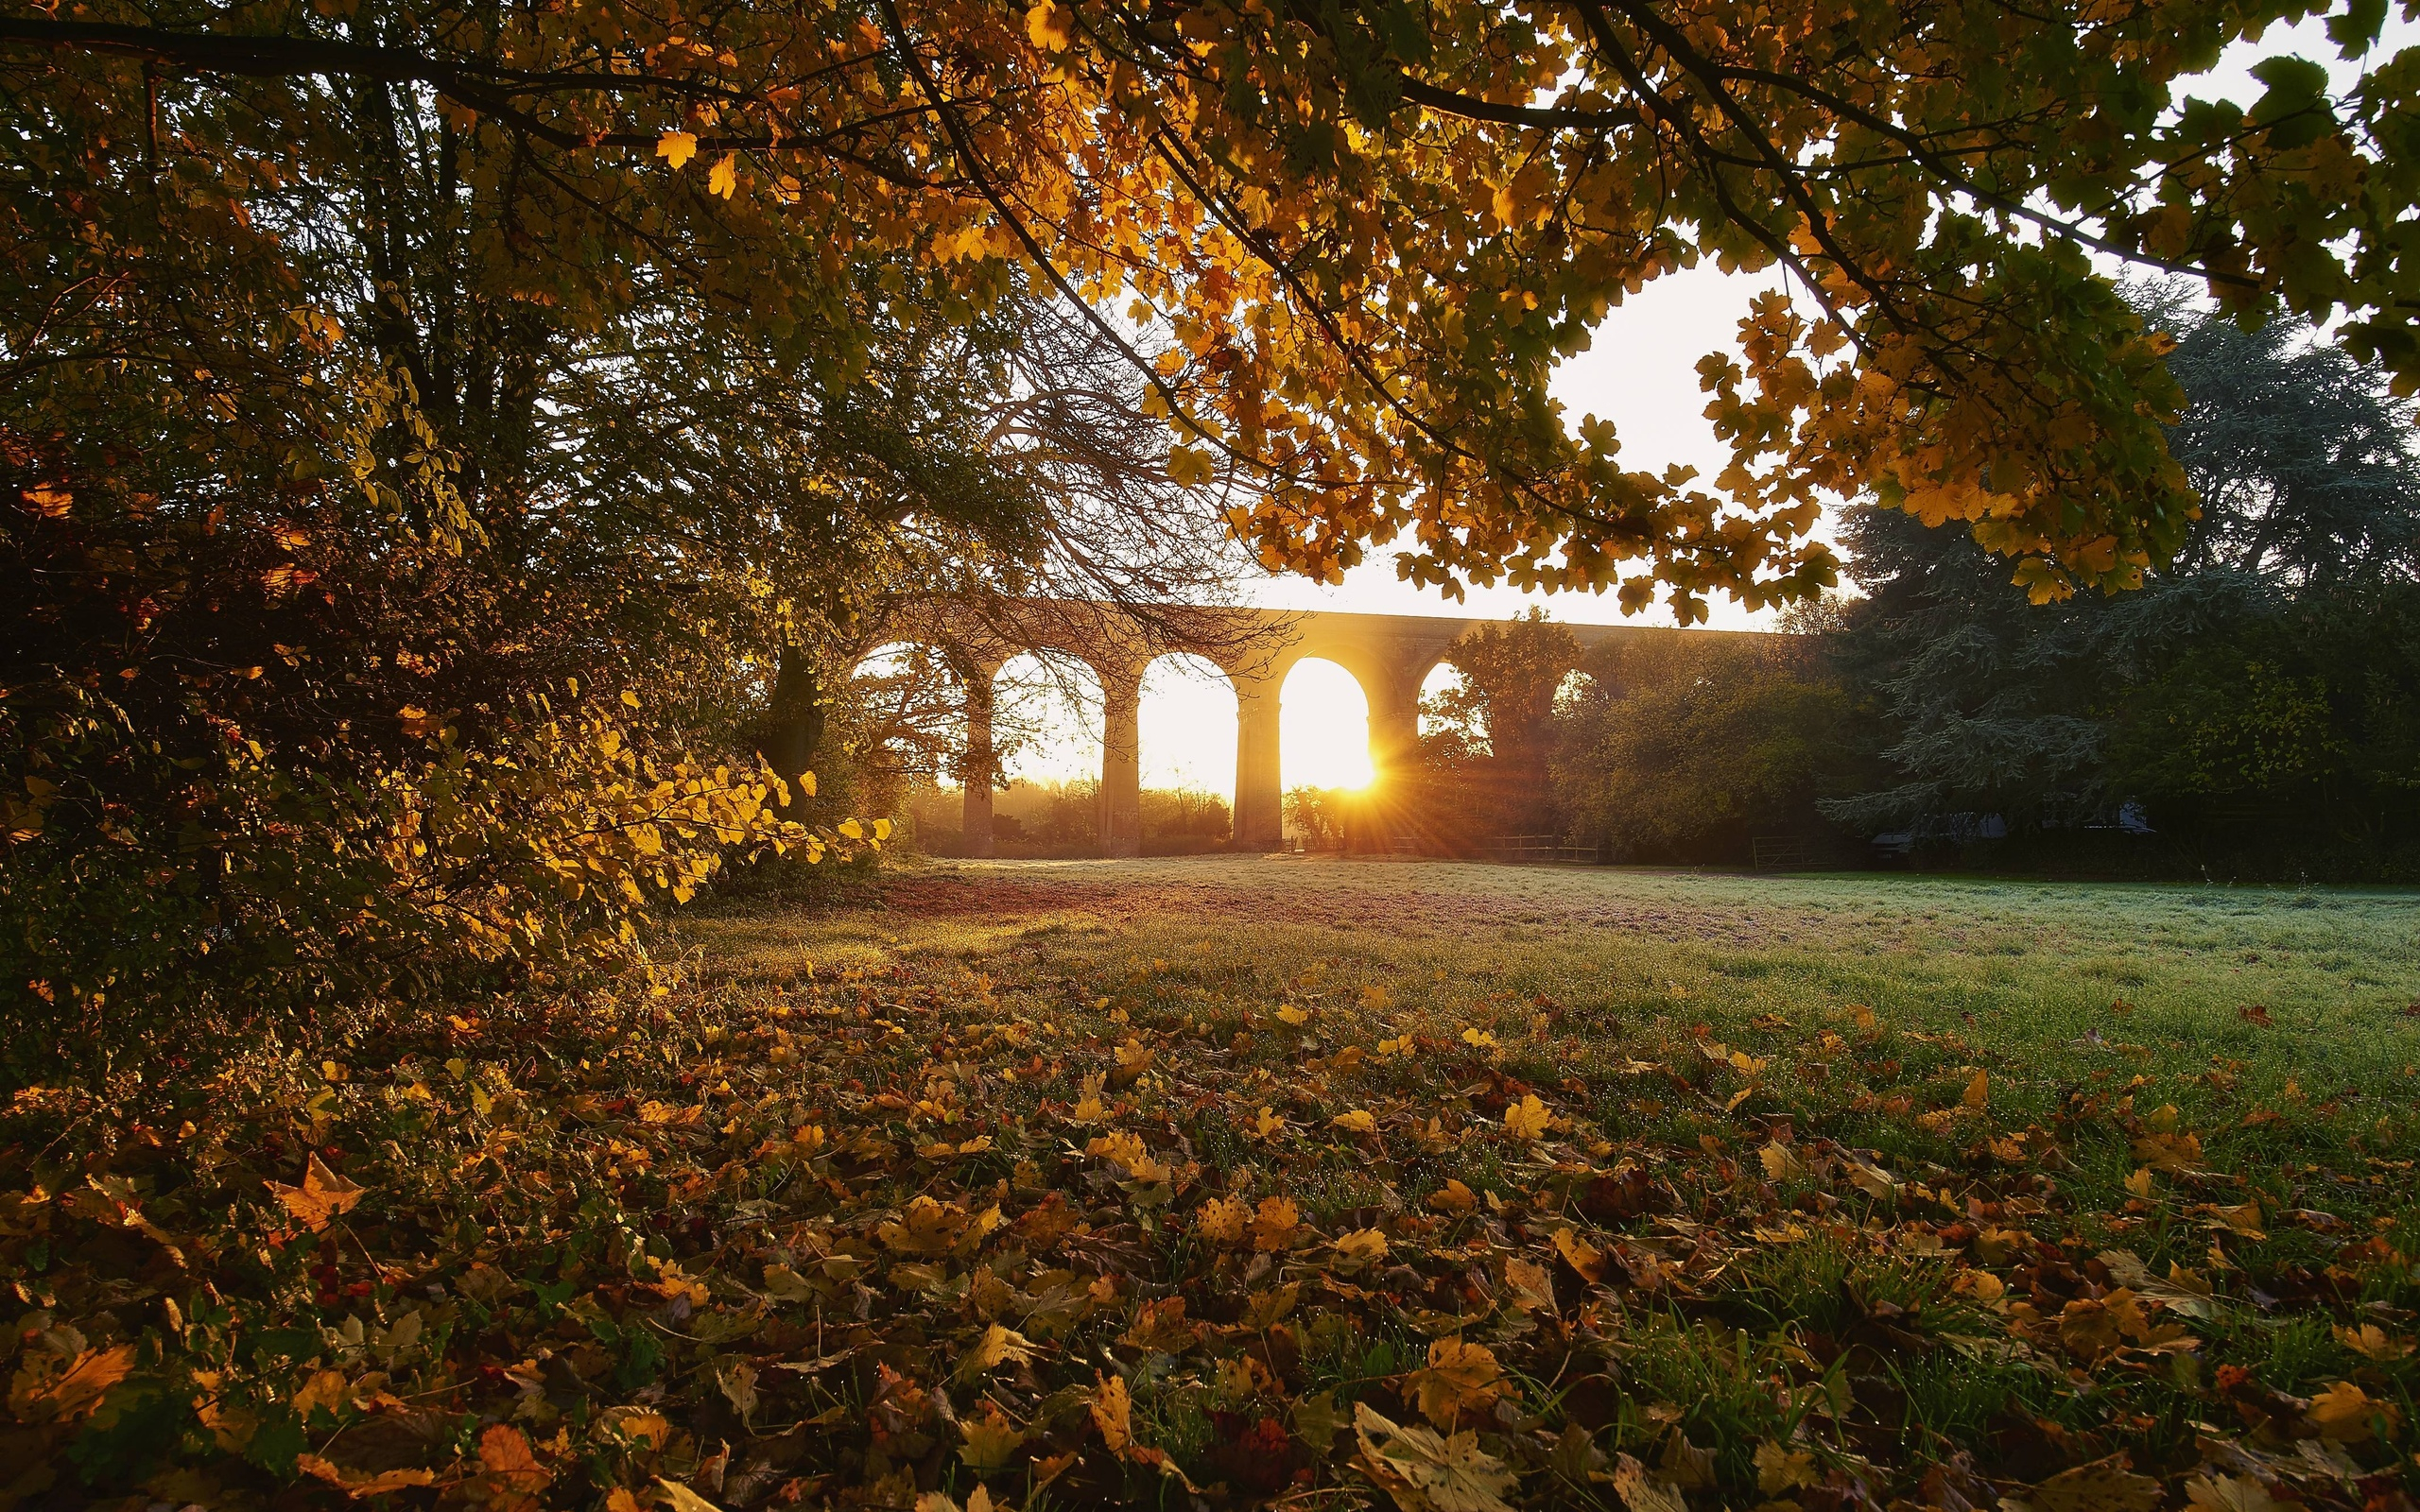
[885,597,1758,855]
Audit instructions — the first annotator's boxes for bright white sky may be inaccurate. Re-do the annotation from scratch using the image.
[985,16,2395,799]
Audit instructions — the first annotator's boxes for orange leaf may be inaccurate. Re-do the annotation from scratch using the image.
[268,1153,366,1231]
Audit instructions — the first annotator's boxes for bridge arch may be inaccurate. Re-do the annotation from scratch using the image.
[870,594,1754,855]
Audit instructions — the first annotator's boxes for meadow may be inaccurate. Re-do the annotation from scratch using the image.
[7,858,2417,1511]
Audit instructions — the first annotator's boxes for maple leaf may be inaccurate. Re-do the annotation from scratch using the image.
[1503,1093,1550,1140]
[1329,1227,1390,1273]
[2187,1475,2282,1512]
[956,1322,1037,1381]
[1612,1453,1688,1512]
[960,1406,1029,1474]
[1195,1194,1251,1243]
[2011,1454,2164,1512]
[9,1342,136,1422]
[1023,0,1072,51]
[655,1479,725,1512]
[1251,1194,1301,1251]
[2333,1322,2411,1360]
[654,130,698,169]
[1552,1227,1610,1282]
[1758,1141,1806,1181]
[267,1152,367,1231]
[1331,1108,1377,1134]
[1502,1256,1555,1314]
[706,153,737,198]
[1428,1179,1478,1213]
[1962,1069,1991,1110]
[1353,1400,1517,1512]
[2307,1381,2394,1442]
[1089,1371,1132,1452]
[1409,1336,1504,1428]
[1760,1440,1827,1494]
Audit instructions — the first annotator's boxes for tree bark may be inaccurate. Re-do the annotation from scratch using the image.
[759,645,824,816]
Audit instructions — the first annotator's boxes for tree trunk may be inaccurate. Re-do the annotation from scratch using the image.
[759,645,824,816]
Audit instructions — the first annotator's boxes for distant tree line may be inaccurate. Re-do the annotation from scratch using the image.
[1417,291,2420,881]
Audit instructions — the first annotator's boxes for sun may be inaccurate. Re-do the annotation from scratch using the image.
[1279,660,1375,790]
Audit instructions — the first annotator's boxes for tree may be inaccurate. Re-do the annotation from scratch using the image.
[1414,610,1579,845]
[1826,292,2420,867]
[10,0,2420,620]
[1553,634,1856,862]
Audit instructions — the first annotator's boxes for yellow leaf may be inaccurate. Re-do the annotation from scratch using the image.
[1251,1194,1300,1251]
[2187,1475,2282,1512]
[296,1455,438,1498]
[1552,1227,1609,1282]
[1407,1336,1503,1429]
[1354,1401,1516,1512]
[1503,1093,1550,1140]
[1276,1005,1311,1025]
[1025,0,1073,49]
[1503,1256,1555,1314]
[1755,1440,1821,1493]
[2020,1455,2163,1512]
[2123,1168,2155,1197]
[2334,1322,2411,1360]
[1195,1194,1250,1244]
[960,1406,1029,1474]
[1330,1108,1377,1134]
[1329,1228,1389,1272]
[1427,1178,1478,1213]
[707,153,739,198]
[1089,1372,1132,1452]
[292,1368,350,1419]
[1758,1141,1806,1181]
[656,1478,725,1512]
[1612,1453,1689,1512]
[2308,1380,2394,1442]
[1461,1027,1498,1049]
[1962,1069,1990,1111]
[656,130,699,169]
[268,1153,367,1231]
[958,1323,1037,1380]
[1166,444,1213,485]
[9,1343,137,1422]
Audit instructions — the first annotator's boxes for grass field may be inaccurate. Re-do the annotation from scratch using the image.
[9,859,2418,1511]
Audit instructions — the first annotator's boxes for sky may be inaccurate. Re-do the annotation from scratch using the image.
[976,15,2396,800]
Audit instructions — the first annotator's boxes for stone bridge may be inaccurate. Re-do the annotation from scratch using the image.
[879,597,1755,855]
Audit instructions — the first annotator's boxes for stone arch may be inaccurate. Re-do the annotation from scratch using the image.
[1136,654,1238,850]
[1276,658,1374,796]
[1416,661,1475,745]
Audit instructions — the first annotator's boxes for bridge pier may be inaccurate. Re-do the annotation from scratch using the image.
[1098,667,1143,857]
[960,672,996,858]
[1232,673,1284,850]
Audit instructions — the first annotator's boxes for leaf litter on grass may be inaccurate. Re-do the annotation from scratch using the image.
[3,883,2418,1512]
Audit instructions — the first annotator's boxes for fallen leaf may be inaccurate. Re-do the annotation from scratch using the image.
[1409,1336,1504,1428]
[2020,1453,2163,1512]
[268,1153,367,1231]
[1354,1400,1516,1512]
[1504,1094,1550,1140]
[1612,1453,1688,1512]
[1090,1371,1132,1452]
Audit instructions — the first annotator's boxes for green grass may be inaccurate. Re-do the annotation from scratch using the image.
[690,856,2420,1143]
